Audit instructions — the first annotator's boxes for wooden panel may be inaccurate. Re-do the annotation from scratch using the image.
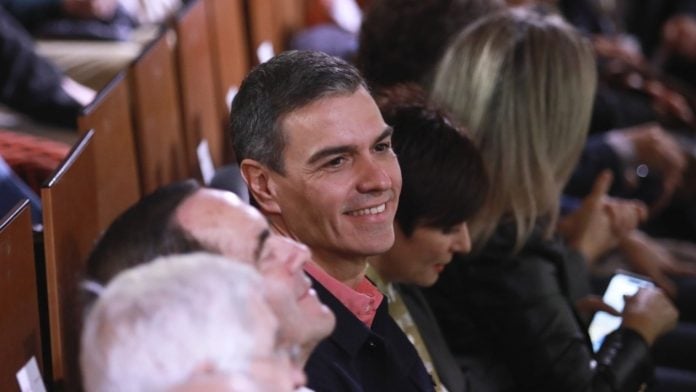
[77,72,141,232]
[175,0,224,170]
[129,31,188,194]
[41,130,98,390]
[246,0,307,63]
[0,201,44,392]
[247,0,280,62]
[206,0,249,155]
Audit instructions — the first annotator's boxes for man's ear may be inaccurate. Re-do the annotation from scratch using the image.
[240,159,282,214]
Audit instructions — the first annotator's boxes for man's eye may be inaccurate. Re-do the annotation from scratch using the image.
[375,141,392,152]
[442,224,463,234]
[326,157,346,168]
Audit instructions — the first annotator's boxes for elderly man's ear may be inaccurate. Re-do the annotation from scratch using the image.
[240,159,282,214]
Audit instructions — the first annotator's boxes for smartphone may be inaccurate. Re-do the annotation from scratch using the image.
[587,271,654,352]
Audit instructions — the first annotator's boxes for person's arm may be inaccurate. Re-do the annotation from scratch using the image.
[436,244,656,391]
[0,0,63,27]
[559,171,647,265]
[0,7,84,127]
[1,0,118,27]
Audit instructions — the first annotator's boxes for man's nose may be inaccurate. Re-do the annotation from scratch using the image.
[355,156,392,194]
[281,238,312,272]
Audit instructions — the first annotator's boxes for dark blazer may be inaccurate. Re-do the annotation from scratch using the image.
[397,283,468,392]
[305,277,435,392]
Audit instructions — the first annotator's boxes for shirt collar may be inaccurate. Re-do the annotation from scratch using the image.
[304,261,384,327]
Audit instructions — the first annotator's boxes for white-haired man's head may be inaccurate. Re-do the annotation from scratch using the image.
[80,252,304,392]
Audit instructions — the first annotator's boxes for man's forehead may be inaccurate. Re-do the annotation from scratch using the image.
[280,89,387,154]
[177,188,267,228]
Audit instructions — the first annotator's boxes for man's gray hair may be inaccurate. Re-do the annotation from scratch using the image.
[80,253,269,392]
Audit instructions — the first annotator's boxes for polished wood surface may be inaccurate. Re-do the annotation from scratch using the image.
[206,0,249,160]
[0,201,44,392]
[175,0,224,171]
[129,31,188,194]
[77,72,141,231]
[41,130,98,390]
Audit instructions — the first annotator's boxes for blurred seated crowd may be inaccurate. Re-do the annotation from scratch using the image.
[4,0,696,391]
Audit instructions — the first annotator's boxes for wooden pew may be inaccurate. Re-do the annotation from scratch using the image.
[77,72,141,232]
[0,200,44,392]
[205,0,249,159]
[174,0,224,171]
[245,0,306,63]
[129,30,188,194]
[41,130,98,390]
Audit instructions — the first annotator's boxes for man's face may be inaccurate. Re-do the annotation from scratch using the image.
[378,222,472,287]
[243,293,304,392]
[170,294,302,392]
[266,87,402,264]
[175,189,335,363]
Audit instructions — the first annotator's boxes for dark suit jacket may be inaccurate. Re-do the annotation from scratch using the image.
[0,6,81,127]
[305,277,435,392]
[398,283,468,392]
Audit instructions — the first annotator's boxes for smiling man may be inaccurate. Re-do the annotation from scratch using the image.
[230,50,433,391]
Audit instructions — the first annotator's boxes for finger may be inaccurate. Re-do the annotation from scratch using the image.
[669,261,696,277]
[605,201,642,235]
[576,295,620,316]
[589,170,614,201]
[592,298,621,316]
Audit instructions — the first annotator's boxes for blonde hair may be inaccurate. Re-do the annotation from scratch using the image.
[432,8,597,251]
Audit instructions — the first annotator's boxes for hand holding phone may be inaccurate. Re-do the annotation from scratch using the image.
[588,271,654,352]
[621,285,679,345]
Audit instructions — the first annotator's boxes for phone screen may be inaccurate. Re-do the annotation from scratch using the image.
[588,271,654,352]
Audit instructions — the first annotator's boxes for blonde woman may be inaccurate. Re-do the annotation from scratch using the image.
[424,8,678,391]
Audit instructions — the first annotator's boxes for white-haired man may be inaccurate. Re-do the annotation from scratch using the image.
[81,252,304,392]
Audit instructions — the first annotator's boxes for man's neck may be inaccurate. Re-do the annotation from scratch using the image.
[311,251,368,289]
[268,219,368,288]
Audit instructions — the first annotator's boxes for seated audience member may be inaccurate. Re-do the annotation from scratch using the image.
[510,0,696,326]
[230,50,433,391]
[290,0,364,60]
[1,0,180,90]
[357,0,504,89]
[119,0,182,26]
[358,0,695,249]
[84,180,335,372]
[426,8,680,391]
[366,84,488,392]
[0,0,119,29]
[81,252,303,392]
[0,5,93,128]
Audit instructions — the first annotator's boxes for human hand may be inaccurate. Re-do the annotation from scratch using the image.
[663,15,696,61]
[592,35,645,68]
[575,295,620,321]
[621,286,678,345]
[62,0,118,21]
[619,123,687,209]
[619,231,678,298]
[620,231,696,298]
[643,80,695,126]
[558,171,646,264]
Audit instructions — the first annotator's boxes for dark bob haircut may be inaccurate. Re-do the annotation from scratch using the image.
[375,84,489,236]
